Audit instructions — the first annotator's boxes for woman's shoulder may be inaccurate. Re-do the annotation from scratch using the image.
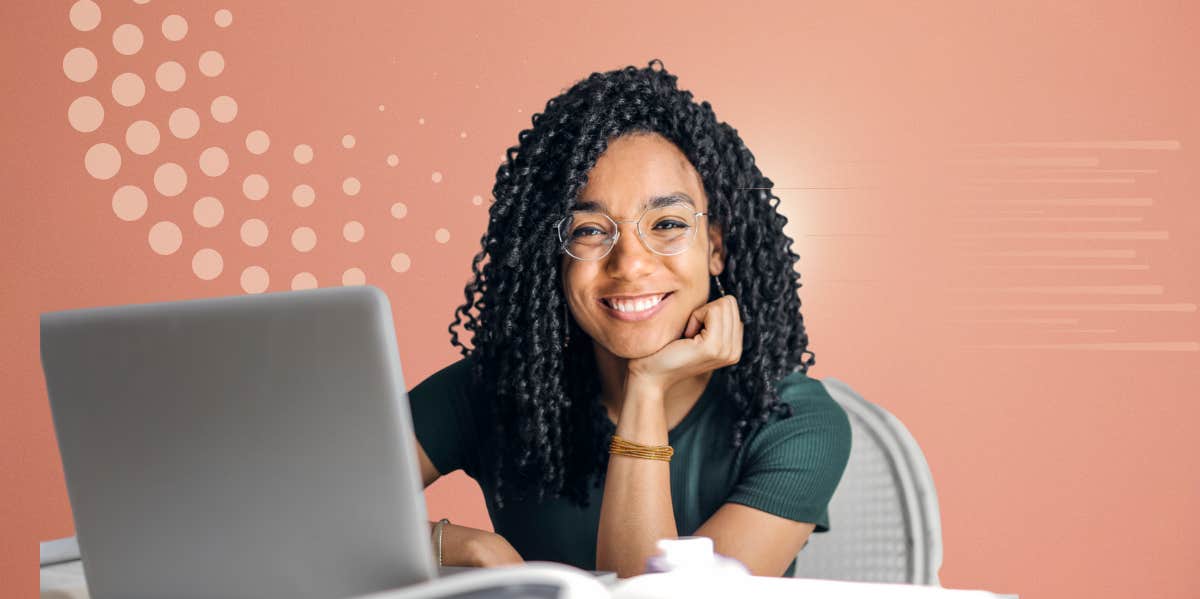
[748,369,852,449]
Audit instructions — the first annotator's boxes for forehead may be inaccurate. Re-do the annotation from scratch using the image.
[574,132,706,214]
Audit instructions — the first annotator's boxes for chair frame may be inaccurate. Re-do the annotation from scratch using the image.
[814,377,944,586]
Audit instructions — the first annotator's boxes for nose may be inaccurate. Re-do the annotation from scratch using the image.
[605,221,656,280]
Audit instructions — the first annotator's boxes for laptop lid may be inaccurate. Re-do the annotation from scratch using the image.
[40,285,437,599]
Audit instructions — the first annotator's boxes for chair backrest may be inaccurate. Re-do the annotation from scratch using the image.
[791,378,943,585]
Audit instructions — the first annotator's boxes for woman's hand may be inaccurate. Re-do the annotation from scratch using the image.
[626,295,743,394]
[440,523,525,568]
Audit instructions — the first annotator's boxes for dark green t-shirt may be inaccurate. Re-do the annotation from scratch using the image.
[408,357,851,577]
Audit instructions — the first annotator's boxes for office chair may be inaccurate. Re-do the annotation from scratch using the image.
[791,378,944,585]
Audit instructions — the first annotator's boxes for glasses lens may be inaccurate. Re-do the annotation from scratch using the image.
[640,203,697,255]
[559,212,614,260]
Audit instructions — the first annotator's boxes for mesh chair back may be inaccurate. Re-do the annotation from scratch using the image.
[790,378,943,585]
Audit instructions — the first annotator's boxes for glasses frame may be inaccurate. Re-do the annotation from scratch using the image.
[553,203,709,261]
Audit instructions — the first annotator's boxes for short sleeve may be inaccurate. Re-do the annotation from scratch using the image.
[725,373,852,532]
[406,357,481,478]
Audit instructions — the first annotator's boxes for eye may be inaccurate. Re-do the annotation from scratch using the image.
[570,226,607,238]
[652,219,689,230]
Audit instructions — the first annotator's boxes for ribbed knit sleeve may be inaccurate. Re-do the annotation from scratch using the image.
[724,374,852,532]
[406,357,480,479]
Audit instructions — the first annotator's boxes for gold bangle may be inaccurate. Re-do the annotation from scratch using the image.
[609,434,674,462]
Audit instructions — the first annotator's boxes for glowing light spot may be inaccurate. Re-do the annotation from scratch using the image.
[342,268,366,286]
[391,253,411,273]
[168,107,200,138]
[67,96,104,133]
[69,1,101,32]
[343,221,365,243]
[342,177,361,196]
[214,8,233,28]
[198,146,229,177]
[112,185,147,222]
[193,196,223,227]
[242,174,269,200]
[292,184,315,207]
[192,248,223,280]
[386,154,399,167]
[341,134,356,149]
[240,266,269,294]
[291,227,317,252]
[435,228,450,244]
[292,272,317,290]
[293,144,313,164]
[210,95,238,123]
[198,50,224,77]
[390,202,407,219]
[148,221,182,255]
[240,218,268,247]
[155,61,186,92]
[84,143,121,180]
[153,162,187,197]
[111,72,146,107]
[245,129,270,155]
[125,120,160,155]
[431,171,443,183]
[63,48,97,83]
[112,24,143,55]
[161,14,188,41]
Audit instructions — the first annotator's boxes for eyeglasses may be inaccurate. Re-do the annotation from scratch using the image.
[554,201,708,261]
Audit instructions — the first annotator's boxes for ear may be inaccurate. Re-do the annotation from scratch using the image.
[707,222,725,276]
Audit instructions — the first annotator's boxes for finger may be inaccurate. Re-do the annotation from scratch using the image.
[684,301,716,339]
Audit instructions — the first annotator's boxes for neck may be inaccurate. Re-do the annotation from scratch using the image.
[592,341,713,426]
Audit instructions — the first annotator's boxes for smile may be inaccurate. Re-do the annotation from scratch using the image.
[599,292,672,322]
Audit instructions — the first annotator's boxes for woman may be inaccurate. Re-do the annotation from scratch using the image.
[408,59,851,579]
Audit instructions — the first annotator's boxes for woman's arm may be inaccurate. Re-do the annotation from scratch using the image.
[594,381,677,578]
[595,296,743,578]
[416,435,524,567]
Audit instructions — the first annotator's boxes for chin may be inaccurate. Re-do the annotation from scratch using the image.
[599,333,675,360]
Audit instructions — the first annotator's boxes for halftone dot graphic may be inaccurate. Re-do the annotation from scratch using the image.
[460,131,467,139]
[153,162,187,197]
[245,130,270,154]
[391,252,411,273]
[111,72,146,107]
[155,61,186,92]
[211,95,238,123]
[68,96,104,133]
[242,174,268,200]
[198,50,224,77]
[378,104,386,112]
[390,202,407,219]
[70,0,101,32]
[431,171,443,183]
[435,228,450,244]
[112,24,143,55]
[342,177,361,196]
[84,143,121,180]
[342,134,356,149]
[240,266,269,294]
[343,221,365,242]
[214,8,233,28]
[63,47,97,83]
[161,14,188,41]
[292,272,317,290]
[148,221,182,255]
[192,248,223,280]
[112,185,148,221]
[193,196,223,227]
[125,120,160,155]
[168,107,200,138]
[418,117,425,125]
[342,268,366,286]
[472,195,483,205]
[386,154,399,167]
[292,184,315,207]
[291,227,317,252]
[293,144,313,164]
[133,0,150,4]
[240,218,268,247]
[199,146,229,176]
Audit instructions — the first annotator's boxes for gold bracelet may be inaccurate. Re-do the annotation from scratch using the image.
[609,434,674,462]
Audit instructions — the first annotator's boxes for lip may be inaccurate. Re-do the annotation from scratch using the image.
[598,291,672,322]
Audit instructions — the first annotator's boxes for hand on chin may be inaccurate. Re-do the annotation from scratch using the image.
[625,296,743,394]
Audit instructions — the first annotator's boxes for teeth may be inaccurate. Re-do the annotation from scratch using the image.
[607,294,664,313]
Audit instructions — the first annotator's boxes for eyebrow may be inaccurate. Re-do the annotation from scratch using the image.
[571,192,696,213]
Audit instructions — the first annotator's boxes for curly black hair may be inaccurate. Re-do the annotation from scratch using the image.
[447,59,814,509]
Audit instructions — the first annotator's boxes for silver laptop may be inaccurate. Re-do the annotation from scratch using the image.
[41,286,439,599]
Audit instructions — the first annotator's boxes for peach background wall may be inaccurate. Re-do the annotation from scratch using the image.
[3,1,1198,597]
